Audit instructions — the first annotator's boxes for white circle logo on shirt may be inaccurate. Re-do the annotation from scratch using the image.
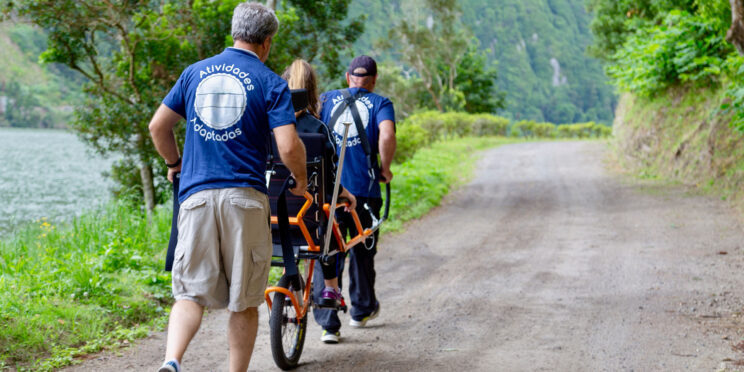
[330,100,370,138]
[194,73,246,130]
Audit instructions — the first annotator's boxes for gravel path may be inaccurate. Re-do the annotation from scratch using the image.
[65,141,744,371]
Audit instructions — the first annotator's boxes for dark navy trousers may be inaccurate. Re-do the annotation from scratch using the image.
[313,196,382,332]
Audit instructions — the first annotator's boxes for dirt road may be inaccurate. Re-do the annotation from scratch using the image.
[67,142,744,371]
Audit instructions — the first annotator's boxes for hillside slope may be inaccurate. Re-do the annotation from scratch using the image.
[0,22,82,128]
[351,0,616,124]
[613,86,744,208]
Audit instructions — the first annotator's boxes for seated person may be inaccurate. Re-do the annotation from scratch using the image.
[282,59,356,309]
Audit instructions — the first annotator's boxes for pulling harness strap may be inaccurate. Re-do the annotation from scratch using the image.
[165,173,181,271]
[328,89,378,192]
[277,177,301,287]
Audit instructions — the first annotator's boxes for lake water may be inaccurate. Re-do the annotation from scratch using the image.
[0,127,113,237]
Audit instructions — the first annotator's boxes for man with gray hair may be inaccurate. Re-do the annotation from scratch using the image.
[149,2,307,371]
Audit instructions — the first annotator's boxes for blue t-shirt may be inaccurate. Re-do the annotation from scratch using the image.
[163,48,295,203]
[320,88,395,198]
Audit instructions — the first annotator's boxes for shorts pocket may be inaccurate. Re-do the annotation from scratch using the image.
[177,197,208,231]
[229,197,263,210]
[251,241,271,264]
[182,198,207,211]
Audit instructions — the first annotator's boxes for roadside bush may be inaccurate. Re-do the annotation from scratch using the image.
[395,111,512,163]
[393,112,610,163]
[510,120,556,138]
[534,122,557,138]
[510,120,534,137]
[394,121,431,164]
[403,111,445,143]
[556,122,612,138]
[471,114,509,136]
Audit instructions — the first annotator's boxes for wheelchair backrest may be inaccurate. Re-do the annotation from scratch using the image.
[267,132,328,246]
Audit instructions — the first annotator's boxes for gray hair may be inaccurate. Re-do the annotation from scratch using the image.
[231,2,279,44]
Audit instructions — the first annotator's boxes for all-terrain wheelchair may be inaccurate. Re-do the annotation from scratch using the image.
[164,92,390,370]
[263,118,390,370]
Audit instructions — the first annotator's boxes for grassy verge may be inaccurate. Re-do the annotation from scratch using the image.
[383,136,518,232]
[0,135,516,370]
[0,204,173,371]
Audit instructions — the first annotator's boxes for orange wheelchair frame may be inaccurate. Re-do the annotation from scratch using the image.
[263,192,377,318]
[263,122,390,370]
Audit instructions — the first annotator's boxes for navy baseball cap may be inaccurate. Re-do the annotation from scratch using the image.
[348,55,377,77]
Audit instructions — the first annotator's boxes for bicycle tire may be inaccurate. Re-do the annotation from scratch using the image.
[269,274,307,370]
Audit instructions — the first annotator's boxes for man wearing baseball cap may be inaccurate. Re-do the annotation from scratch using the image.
[312,55,397,343]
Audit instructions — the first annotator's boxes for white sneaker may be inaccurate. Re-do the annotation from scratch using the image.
[321,329,340,344]
[158,360,180,372]
[349,303,380,328]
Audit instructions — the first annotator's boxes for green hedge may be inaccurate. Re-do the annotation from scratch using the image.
[394,111,611,163]
[510,120,612,139]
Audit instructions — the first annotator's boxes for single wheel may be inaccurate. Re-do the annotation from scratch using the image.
[269,274,307,370]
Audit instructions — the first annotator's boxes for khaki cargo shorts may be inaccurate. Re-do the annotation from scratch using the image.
[172,187,272,312]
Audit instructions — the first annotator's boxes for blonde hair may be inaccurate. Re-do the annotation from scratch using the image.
[281,59,320,118]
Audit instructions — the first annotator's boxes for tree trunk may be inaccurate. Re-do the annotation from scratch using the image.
[140,163,155,214]
[267,0,276,10]
[728,0,744,55]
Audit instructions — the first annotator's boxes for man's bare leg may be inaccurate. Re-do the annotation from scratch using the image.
[164,299,204,364]
[228,307,259,372]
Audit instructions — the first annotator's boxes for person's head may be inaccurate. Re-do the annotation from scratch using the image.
[231,2,279,62]
[345,55,378,91]
[282,59,320,118]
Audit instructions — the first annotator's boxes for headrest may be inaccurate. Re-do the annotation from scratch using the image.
[291,89,309,112]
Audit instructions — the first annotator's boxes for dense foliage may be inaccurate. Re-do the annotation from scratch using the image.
[589,0,744,132]
[606,10,732,97]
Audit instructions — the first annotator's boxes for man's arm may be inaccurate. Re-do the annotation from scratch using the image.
[149,104,183,182]
[274,124,308,196]
[378,120,396,183]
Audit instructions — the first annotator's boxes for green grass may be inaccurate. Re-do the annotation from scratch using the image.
[0,203,173,371]
[0,135,516,370]
[382,136,518,232]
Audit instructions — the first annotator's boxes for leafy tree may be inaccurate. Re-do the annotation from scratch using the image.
[1,0,364,210]
[384,0,471,112]
[452,45,505,114]
[267,0,364,90]
[374,63,431,119]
